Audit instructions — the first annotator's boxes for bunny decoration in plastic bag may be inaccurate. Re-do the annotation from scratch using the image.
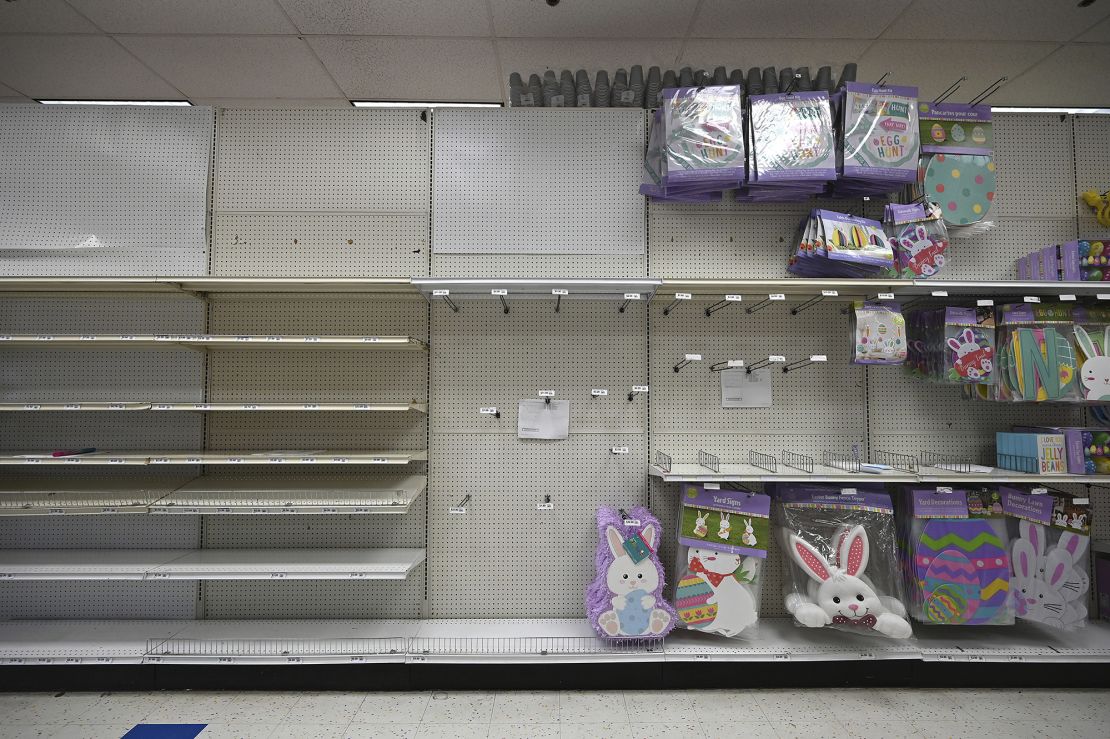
[1072,325,1110,401]
[786,525,913,638]
[586,506,676,639]
[1011,520,1089,629]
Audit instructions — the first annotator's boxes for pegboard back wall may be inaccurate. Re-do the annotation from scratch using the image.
[3,108,1109,627]
[0,105,212,276]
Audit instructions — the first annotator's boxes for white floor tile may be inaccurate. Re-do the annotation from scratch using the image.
[143,691,240,724]
[223,693,298,724]
[198,722,279,738]
[490,692,559,724]
[558,723,633,739]
[842,721,921,738]
[557,692,627,724]
[419,692,494,725]
[4,695,101,726]
[270,723,353,739]
[352,693,430,724]
[623,692,694,723]
[488,723,559,739]
[773,719,851,739]
[628,723,702,739]
[0,728,54,739]
[414,724,489,739]
[755,690,836,722]
[346,725,419,739]
[71,693,164,725]
[289,693,367,725]
[51,725,142,739]
[687,688,771,721]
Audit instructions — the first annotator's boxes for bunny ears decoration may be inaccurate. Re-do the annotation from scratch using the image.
[1072,325,1110,401]
[585,506,676,640]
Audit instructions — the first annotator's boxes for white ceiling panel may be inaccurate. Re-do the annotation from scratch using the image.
[489,0,696,38]
[0,0,99,33]
[278,0,491,36]
[885,0,1110,42]
[0,81,22,97]
[694,0,912,39]
[1000,44,1110,106]
[119,36,343,99]
[679,38,871,73]
[858,40,1057,103]
[193,98,355,109]
[1077,14,1110,43]
[0,35,182,99]
[497,37,684,82]
[67,0,297,34]
[310,37,500,102]
[0,99,33,104]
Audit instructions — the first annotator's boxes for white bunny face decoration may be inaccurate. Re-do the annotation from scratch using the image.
[717,512,731,540]
[786,526,912,638]
[604,524,660,596]
[1073,325,1110,400]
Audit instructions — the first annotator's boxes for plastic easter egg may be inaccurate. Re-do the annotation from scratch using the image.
[1083,431,1095,445]
[1095,457,1110,475]
[1079,241,1091,257]
[1091,268,1106,281]
[931,123,946,143]
[675,573,717,629]
[1090,241,1105,257]
[1094,431,1110,445]
[1086,459,1097,474]
[1102,269,1110,280]
[971,126,987,144]
[922,550,980,625]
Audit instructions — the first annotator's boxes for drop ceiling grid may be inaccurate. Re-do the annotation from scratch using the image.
[1074,116,1110,242]
[0,104,212,275]
[212,108,431,276]
[429,301,647,433]
[431,108,646,255]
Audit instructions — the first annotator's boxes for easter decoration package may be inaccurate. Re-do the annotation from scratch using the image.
[659,85,746,194]
[1001,488,1091,630]
[851,301,907,365]
[995,302,1080,403]
[776,486,912,638]
[883,201,949,278]
[899,488,1013,626]
[835,83,920,197]
[585,506,677,640]
[917,102,996,231]
[673,484,770,638]
[788,209,893,278]
[745,91,836,201]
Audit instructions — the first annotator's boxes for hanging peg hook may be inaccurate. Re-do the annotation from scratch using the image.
[782,355,828,373]
[673,353,702,373]
[784,72,802,95]
[933,76,966,105]
[709,360,744,372]
[619,292,641,313]
[968,76,1008,106]
[552,288,567,313]
[875,71,890,86]
[791,290,838,315]
[628,385,648,402]
[662,292,692,316]
[432,289,459,312]
[705,293,743,317]
[746,292,785,314]
[491,289,509,314]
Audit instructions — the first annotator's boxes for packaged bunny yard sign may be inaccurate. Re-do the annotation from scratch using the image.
[673,485,770,637]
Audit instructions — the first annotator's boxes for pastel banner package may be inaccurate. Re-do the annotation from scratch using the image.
[995,303,1079,403]
[661,85,745,189]
[899,488,1013,626]
[673,485,770,638]
[776,485,912,638]
[918,102,993,155]
[1001,488,1091,630]
[836,82,920,196]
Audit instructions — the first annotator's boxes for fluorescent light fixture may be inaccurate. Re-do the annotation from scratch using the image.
[351,101,502,108]
[38,100,192,106]
[992,106,1110,114]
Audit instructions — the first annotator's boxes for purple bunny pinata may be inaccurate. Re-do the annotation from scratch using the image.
[586,506,676,640]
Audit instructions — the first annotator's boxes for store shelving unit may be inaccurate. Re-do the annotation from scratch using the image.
[1,402,426,413]
[0,548,426,580]
[650,462,1110,486]
[0,451,427,466]
[0,277,418,295]
[0,334,428,349]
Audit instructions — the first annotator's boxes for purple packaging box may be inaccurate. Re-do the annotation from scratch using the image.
[1058,241,1082,282]
[1016,255,1030,281]
[1040,246,1059,282]
[1014,426,1086,475]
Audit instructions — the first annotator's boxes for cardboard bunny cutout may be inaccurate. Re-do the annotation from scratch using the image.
[586,506,676,639]
[1072,325,1110,400]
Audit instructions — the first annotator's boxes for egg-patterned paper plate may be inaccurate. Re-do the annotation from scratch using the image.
[922,153,996,225]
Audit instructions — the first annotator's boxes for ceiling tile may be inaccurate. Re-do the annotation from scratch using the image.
[497,37,684,80]
[0,80,22,96]
[192,98,355,109]
[1077,14,1110,43]
[884,0,1109,42]
[310,36,500,102]
[694,0,912,39]
[0,35,182,99]
[999,44,1110,106]
[278,0,490,36]
[489,0,697,38]
[0,98,35,104]
[0,0,99,33]
[679,39,872,73]
[67,0,297,34]
[118,36,343,99]
[858,40,1056,103]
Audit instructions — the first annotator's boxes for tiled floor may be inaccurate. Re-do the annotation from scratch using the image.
[0,688,1106,738]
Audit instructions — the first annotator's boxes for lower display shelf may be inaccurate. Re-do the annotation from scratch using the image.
[651,463,1110,485]
[0,618,1106,665]
[0,548,426,580]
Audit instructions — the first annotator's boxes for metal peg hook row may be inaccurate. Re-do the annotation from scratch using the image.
[790,294,827,315]
[968,76,1007,106]
[745,358,773,374]
[745,297,776,314]
[705,295,742,317]
[709,360,741,372]
[782,357,822,373]
[933,76,966,105]
[673,357,695,373]
[440,294,459,313]
[661,295,688,316]
[619,297,635,313]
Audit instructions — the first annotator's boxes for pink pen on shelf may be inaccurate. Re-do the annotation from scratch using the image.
[51,448,96,457]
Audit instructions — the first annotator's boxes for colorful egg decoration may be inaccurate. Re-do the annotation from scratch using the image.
[950,123,966,142]
[922,550,980,624]
[917,519,1010,625]
[971,126,987,144]
[675,572,717,629]
[931,123,946,143]
[923,154,995,226]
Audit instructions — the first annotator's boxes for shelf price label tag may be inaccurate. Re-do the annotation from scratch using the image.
[936,486,954,494]
[480,407,498,415]
[448,507,467,515]
[773,653,790,661]
[1031,487,1048,495]
[1099,294,1110,301]
[153,404,171,410]
[303,403,320,410]
[841,488,858,495]
[624,293,641,300]
[270,572,287,579]
[769,293,786,301]
[768,355,786,363]
[622,518,641,526]
[286,656,302,664]
[631,385,649,393]
[536,502,555,511]
[1023,296,1041,303]
[538,390,555,397]
[684,354,702,361]
[977,299,994,307]
[675,292,692,300]
[727,360,744,368]
[591,389,608,397]
[432,289,450,297]
[611,447,630,455]
[1060,294,1077,302]
[1074,497,1090,505]
[725,294,742,302]
[491,289,508,296]
[877,293,895,300]
[363,337,380,343]
[370,457,389,464]
[810,355,828,362]
[552,289,568,296]
[704,483,721,490]
[23,404,41,411]
[822,290,839,297]
[931,290,949,297]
